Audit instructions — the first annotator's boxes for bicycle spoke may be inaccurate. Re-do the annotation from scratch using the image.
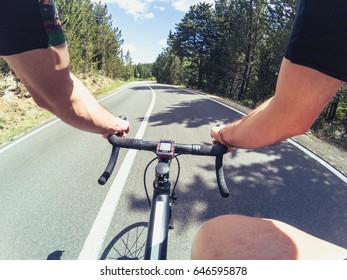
[104,223,148,260]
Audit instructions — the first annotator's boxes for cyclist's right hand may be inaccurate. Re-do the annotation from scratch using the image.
[103,116,130,139]
[211,125,235,153]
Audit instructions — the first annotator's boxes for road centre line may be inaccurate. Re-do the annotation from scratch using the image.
[78,85,156,260]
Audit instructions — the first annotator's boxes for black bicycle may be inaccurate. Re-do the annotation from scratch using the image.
[98,134,230,260]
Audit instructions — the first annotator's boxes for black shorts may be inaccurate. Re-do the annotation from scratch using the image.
[285,0,347,81]
[0,0,66,56]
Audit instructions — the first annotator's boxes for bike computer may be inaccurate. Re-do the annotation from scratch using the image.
[156,140,175,158]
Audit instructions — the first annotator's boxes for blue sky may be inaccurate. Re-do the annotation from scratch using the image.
[98,0,214,63]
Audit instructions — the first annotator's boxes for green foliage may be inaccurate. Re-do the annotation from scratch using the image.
[155,0,298,102]
[152,48,186,84]
[310,84,347,143]
[168,2,214,89]
[56,0,127,79]
[134,63,154,80]
[153,0,347,143]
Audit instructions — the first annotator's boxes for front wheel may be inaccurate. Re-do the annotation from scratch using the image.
[100,222,148,260]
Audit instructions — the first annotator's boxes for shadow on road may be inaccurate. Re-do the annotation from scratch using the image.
[46,250,65,260]
[103,85,346,260]
[128,86,347,248]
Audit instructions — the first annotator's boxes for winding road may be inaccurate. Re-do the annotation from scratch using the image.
[1,82,346,260]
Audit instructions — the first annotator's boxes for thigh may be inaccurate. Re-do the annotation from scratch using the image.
[192,215,297,260]
[269,218,347,260]
[191,215,347,260]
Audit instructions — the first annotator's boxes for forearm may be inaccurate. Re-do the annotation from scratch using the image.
[4,47,127,136]
[54,95,115,135]
[221,97,303,149]
[214,59,343,150]
[48,74,125,136]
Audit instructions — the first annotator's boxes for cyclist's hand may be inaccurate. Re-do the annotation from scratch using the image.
[103,116,130,138]
[211,125,235,152]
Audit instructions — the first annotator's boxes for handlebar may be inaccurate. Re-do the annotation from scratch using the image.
[98,136,230,198]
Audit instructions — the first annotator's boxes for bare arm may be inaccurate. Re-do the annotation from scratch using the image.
[44,72,129,136]
[212,59,343,149]
[3,44,129,136]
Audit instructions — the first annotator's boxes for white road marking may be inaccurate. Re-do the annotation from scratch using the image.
[287,139,347,184]
[0,119,59,154]
[78,85,156,260]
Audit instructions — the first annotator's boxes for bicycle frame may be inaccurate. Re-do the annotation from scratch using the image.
[144,161,172,260]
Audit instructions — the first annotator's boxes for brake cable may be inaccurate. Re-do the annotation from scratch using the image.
[143,155,181,208]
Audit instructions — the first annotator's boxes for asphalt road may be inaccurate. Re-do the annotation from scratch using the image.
[0,82,346,260]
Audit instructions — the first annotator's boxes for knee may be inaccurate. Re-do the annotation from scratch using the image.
[191,214,298,260]
[191,214,246,259]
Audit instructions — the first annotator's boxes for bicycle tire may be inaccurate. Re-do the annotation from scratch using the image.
[100,222,148,260]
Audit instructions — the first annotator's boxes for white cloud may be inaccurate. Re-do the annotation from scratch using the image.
[159,39,167,46]
[99,0,215,18]
[144,12,155,19]
[99,0,154,20]
[172,0,214,12]
[122,44,137,55]
[154,5,165,11]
